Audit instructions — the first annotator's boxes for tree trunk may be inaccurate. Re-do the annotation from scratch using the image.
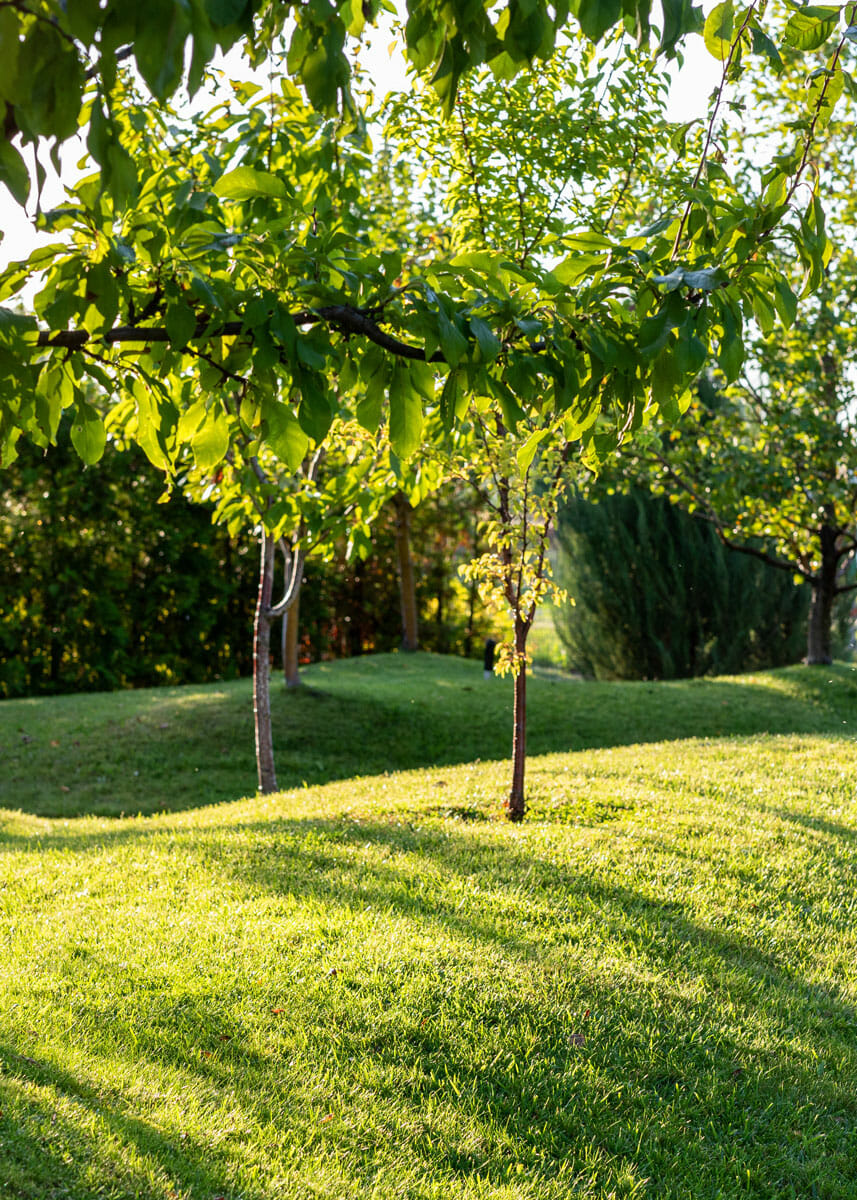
[806,523,839,666]
[282,559,302,689]
[506,619,528,822]
[394,491,419,651]
[254,529,277,793]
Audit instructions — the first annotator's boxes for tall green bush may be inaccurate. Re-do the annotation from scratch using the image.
[553,489,809,680]
[0,420,257,697]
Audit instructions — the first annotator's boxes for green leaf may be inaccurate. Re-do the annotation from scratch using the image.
[297,370,333,441]
[660,0,703,55]
[651,349,682,412]
[489,376,526,431]
[651,268,686,292]
[264,401,309,470]
[750,25,783,71]
[214,167,288,201]
[206,0,250,26]
[165,299,198,348]
[783,7,838,51]
[70,401,106,465]
[177,398,208,443]
[469,317,501,362]
[134,0,190,98]
[439,371,460,429]
[0,142,30,206]
[717,306,744,383]
[436,308,469,367]
[389,363,423,459]
[65,0,103,42]
[772,278,798,329]
[517,427,549,472]
[703,1,734,61]
[805,66,844,129]
[0,9,20,102]
[356,363,386,432]
[191,407,230,469]
[575,0,621,42]
[300,31,349,113]
[406,360,436,404]
[682,267,729,292]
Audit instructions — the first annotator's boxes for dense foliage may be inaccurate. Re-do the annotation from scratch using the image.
[552,488,810,680]
[0,418,257,697]
[0,429,492,696]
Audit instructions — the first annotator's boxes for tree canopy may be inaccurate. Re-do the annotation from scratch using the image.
[2,5,855,485]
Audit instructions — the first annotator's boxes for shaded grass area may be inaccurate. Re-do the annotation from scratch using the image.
[3,731,857,1198]
[2,653,857,817]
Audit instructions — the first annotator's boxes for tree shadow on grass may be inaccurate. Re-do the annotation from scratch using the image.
[5,812,857,1196]
[0,1046,248,1200]
[3,655,857,818]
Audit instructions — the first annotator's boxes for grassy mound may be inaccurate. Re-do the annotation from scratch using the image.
[2,652,856,818]
[2,657,857,1197]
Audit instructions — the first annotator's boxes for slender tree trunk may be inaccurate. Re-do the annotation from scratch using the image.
[254,529,277,793]
[806,523,839,666]
[282,578,301,689]
[507,618,528,822]
[394,491,419,651]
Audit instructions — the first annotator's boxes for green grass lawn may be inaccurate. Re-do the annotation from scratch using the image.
[3,655,857,1198]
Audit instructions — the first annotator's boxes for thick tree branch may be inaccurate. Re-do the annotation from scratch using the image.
[35,304,450,362]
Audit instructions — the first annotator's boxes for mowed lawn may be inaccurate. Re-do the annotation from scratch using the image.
[2,656,857,1198]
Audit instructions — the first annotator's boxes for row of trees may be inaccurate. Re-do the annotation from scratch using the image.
[1,1,856,816]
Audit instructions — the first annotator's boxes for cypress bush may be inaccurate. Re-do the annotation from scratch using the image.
[552,489,809,679]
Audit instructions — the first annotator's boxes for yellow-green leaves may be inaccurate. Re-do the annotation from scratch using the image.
[704,1,736,61]
[805,65,844,128]
[214,168,289,201]
[516,426,549,472]
[783,6,840,51]
[191,405,230,470]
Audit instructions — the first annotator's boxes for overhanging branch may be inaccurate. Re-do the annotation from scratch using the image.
[35,304,449,362]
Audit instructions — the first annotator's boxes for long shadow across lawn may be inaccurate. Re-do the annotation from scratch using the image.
[3,653,857,817]
[3,811,857,1196]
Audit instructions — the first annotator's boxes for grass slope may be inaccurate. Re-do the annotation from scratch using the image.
[2,653,855,818]
[2,656,857,1198]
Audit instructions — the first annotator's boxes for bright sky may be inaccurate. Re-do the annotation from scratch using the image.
[0,28,720,278]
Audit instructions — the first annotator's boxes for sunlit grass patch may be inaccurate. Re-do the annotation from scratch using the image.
[3,660,857,1196]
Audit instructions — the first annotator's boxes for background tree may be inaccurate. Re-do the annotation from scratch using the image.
[623,27,857,666]
[386,35,688,818]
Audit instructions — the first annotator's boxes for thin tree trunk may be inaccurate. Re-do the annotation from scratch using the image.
[507,619,528,822]
[283,579,301,689]
[806,523,838,666]
[254,529,277,793]
[394,491,419,651]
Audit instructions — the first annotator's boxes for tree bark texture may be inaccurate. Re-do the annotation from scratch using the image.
[806,524,838,665]
[394,491,419,652]
[283,581,301,689]
[254,530,277,793]
[507,620,528,822]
